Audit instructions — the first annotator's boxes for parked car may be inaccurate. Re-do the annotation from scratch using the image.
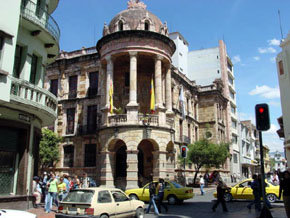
[125,181,194,205]
[0,210,37,218]
[56,187,144,218]
[213,179,281,203]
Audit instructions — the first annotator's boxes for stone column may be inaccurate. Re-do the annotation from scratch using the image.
[105,56,114,109]
[26,124,34,193]
[126,150,139,189]
[100,151,114,188]
[165,65,173,114]
[188,98,192,117]
[126,52,139,124]
[152,151,167,179]
[166,152,175,181]
[154,55,163,109]
[127,51,138,107]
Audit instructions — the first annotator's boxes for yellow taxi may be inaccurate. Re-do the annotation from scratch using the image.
[125,181,194,205]
[56,187,145,218]
[213,179,280,203]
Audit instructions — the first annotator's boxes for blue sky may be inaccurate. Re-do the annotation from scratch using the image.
[52,0,290,152]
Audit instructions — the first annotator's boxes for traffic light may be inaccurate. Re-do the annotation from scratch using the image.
[181,145,187,158]
[255,104,270,131]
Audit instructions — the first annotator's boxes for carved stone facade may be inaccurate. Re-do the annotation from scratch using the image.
[45,1,231,188]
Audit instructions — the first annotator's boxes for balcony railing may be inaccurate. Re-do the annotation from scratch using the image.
[10,76,57,120]
[108,114,127,124]
[138,115,159,126]
[21,0,60,42]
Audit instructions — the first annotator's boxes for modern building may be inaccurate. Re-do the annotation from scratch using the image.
[263,145,271,174]
[45,0,232,189]
[0,0,59,209]
[276,32,290,167]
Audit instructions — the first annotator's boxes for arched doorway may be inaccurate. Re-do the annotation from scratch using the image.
[111,140,127,190]
[137,139,158,187]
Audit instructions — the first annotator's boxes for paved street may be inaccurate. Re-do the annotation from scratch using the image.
[28,189,287,218]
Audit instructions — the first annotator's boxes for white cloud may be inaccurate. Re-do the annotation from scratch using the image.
[253,56,260,61]
[268,101,280,107]
[268,38,280,46]
[238,112,255,124]
[258,47,277,54]
[249,85,280,99]
[263,124,284,152]
[270,57,276,63]
[232,55,241,64]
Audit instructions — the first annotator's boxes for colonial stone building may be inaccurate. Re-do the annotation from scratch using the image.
[45,0,230,189]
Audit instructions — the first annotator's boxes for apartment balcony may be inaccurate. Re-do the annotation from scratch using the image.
[78,124,98,136]
[10,76,57,126]
[20,0,60,62]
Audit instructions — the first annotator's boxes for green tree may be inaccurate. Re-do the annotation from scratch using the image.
[39,128,62,170]
[185,139,230,185]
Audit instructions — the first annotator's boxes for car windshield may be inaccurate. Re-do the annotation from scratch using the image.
[62,190,94,203]
[170,181,183,188]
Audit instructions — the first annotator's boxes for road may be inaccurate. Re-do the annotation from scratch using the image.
[144,190,286,218]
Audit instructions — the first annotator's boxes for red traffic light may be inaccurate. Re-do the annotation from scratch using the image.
[259,108,264,113]
[182,147,186,151]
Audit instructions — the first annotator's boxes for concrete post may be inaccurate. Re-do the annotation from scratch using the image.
[126,150,139,189]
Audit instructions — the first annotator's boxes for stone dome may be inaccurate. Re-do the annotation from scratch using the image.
[103,0,168,36]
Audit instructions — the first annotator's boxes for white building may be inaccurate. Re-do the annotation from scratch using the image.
[272,151,287,172]
[169,32,189,76]
[276,32,290,167]
[0,0,59,209]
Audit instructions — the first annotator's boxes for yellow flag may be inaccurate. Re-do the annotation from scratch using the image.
[109,79,113,114]
[150,77,155,113]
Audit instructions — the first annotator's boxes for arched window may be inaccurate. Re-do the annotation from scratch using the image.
[118,20,123,31]
[144,21,150,31]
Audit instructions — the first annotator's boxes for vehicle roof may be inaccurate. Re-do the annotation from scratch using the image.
[70,187,125,191]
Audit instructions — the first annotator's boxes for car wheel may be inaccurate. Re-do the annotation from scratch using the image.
[167,195,178,205]
[135,207,144,218]
[129,194,139,200]
[267,193,277,203]
[100,214,109,218]
[224,193,233,202]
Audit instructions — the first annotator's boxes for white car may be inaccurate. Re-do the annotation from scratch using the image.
[0,210,37,218]
[56,187,145,218]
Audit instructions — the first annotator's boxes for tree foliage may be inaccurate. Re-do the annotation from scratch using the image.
[39,128,62,170]
[185,139,230,184]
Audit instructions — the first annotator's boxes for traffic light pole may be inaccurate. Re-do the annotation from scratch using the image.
[258,131,268,208]
[184,158,186,186]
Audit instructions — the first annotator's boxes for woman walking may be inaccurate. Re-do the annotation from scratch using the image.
[45,173,58,213]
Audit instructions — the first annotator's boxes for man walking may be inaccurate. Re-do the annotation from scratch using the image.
[199,175,205,195]
[212,172,229,212]
[247,174,261,211]
[156,178,168,213]
[146,181,159,215]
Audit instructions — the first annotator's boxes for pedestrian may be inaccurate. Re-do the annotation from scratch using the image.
[279,170,290,218]
[247,174,261,211]
[272,171,280,185]
[81,173,89,188]
[68,176,74,190]
[73,175,80,189]
[57,177,67,202]
[146,181,159,215]
[212,172,229,212]
[233,173,237,183]
[199,175,205,195]
[41,172,48,203]
[32,176,42,208]
[63,174,70,198]
[156,178,168,213]
[204,171,209,187]
[45,173,58,213]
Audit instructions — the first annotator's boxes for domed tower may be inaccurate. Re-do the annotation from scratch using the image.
[96,0,176,189]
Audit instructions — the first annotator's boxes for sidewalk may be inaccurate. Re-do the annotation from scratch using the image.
[28,205,56,218]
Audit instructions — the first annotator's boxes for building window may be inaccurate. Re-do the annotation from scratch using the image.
[84,144,96,167]
[233,153,238,164]
[279,60,284,75]
[88,72,98,98]
[50,79,58,97]
[231,105,236,114]
[118,21,123,31]
[230,90,235,100]
[179,52,183,56]
[87,105,98,133]
[228,75,234,85]
[30,54,38,84]
[13,45,23,78]
[188,124,191,142]
[232,135,238,144]
[69,75,78,98]
[217,70,220,74]
[144,21,149,31]
[195,127,198,141]
[180,67,183,72]
[231,119,237,129]
[0,36,3,61]
[66,108,75,134]
[227,61,233,71]
[63,145,74,167]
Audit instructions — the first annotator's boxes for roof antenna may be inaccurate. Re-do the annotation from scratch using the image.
[278,10,284,40]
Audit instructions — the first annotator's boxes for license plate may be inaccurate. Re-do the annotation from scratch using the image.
[68,207,77,214]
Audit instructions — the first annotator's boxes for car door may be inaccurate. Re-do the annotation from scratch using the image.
[111,190,134,218]
[235,181,253,199]
[139,184,150,202]
[164,182,173,200]
[96,190,116,218]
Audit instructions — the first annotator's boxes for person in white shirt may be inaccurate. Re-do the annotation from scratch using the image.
[200,175,205,195]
